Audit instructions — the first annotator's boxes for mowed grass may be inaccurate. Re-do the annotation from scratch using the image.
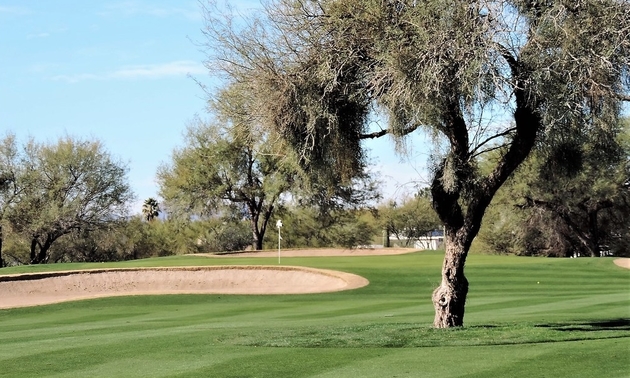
[0,251,628,377]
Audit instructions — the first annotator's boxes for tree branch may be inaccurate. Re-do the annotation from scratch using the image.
[469,127,517,158]
[359,124,421,140]
[359,129,389,139]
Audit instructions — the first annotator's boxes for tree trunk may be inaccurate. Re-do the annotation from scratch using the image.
[253,232,263,250]
[248,207,262,250]
[432,229,469,328]
[250,217,263,250]
[587,208,601,257]
[0,225,3,268]
[38,245,48,263]
[30,238,39,264]
[30,236,53,264]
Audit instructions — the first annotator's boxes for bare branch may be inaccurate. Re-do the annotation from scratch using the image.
[470,143,509,160]
[470,127,517,158]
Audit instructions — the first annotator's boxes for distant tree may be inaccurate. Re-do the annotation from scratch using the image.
[0,134,30,268]
[203,0,630,327]
[157,87,298,249]
[142,197,161,222]
[378,192,442,248]
[521,149,629,256]
[266,204,378,249]
[481,119,630,257]
[8,137,133,264]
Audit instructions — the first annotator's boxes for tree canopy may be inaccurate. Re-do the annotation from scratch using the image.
[142,197,161,222]
[157,107,298,250]
[479,117,630,257]
[3,136,133,264]
[202,0,629,327]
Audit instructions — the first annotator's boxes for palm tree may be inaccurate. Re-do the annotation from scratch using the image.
[142,197,160,222]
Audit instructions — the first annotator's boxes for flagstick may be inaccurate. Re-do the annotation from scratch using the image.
[276,219,283,265]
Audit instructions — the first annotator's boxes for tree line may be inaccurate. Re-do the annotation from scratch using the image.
[3,117,626,267]
[0,130,442,265]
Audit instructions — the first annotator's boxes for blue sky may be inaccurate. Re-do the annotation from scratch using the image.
[0,0,429,213]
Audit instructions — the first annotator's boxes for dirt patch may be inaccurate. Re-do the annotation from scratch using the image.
[613,258,630,269]
[0,266,368,310]
[196,247,419,258]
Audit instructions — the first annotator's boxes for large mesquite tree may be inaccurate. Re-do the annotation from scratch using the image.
[157,117,296,250]
[8,137,133,264]
[157,84,299,250]
[203,0,630,327]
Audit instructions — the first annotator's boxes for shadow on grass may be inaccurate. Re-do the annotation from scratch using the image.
[535,318,630,332]
[228,319,630,349]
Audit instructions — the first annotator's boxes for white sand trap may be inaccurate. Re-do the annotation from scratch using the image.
[613,258,630,269]
[0,266,369,309]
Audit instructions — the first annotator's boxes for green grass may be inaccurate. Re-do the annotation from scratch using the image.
[0,251,628,377]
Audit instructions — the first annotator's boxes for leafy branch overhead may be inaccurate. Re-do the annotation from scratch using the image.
[201,0,629,327]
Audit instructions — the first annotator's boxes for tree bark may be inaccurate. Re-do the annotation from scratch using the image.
[247,201,263,250]
[36,241,51,264]
[0,225,3,268]
[587,209,600,257]
[432,229,469,328]
[253,231,263,250]
[30,235,54,264]
[251,220,263,250]
[30,238,38,264]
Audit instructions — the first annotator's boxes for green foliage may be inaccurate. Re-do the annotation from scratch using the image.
[1,136,133,264]
[0,133,24,267]
[265,206,377,249]
[157,112,298,250]
[203,0,629,200]
[184,217,252,253]
[37,216,253,263]
[376,192,442,247]
[141,197,160,222]
[328,218,376,249]
[478,118,630,257]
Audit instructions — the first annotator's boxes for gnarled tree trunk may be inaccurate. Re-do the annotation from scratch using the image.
[432,229,469,327]
[29,234,56,264]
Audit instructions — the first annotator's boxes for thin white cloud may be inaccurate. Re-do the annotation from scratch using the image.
[26,27,67,40]
[111,61,206,79]
[0,6,30,15]
[51,73,100,83]
[27,32,50,39]
[51,61,206,83]
[100,1,201,21]
[28,63,60,74]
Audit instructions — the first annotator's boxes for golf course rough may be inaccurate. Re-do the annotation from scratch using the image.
[0,265,369,309]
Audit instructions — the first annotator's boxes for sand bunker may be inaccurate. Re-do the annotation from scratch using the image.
[613,258,630,269]
[0,266,369,309]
